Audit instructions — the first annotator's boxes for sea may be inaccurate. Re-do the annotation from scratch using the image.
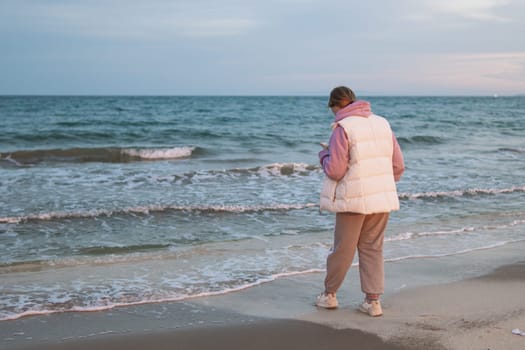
[0,95,524,321]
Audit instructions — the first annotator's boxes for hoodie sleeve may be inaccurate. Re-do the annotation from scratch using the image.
[392,132,405,182]
[318,125,349,181]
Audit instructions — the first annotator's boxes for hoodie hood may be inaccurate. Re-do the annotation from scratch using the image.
[334,100,372,122]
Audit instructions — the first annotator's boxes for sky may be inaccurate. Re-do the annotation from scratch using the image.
[1,0,524,96]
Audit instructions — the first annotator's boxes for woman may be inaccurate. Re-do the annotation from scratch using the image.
[316,86,405,317]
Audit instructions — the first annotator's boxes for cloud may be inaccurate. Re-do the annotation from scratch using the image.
[173,18,258,38]
[1,0,524,95]
[407,0,514,22]
[373,51,525,94]
[6,1,259,40]
[269,52,525,95]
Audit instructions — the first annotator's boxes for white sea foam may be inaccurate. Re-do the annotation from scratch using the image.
[4,183,521,224]
[399,185,525,200]
[258,163,320,176]
[385,232,416,242]
[386,220,525,243]
[4,217,523,274]
[0,203,318,224]
[385,228,475,243]
[0,154,23,166]
[384,239,525,263]
[3,239,524,322]
[0,267,326,321]
[122,147,195,160]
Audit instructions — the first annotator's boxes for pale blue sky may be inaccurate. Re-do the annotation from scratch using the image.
[1,0,524,95]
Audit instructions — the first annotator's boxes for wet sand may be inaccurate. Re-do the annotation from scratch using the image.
[11,319,405,350]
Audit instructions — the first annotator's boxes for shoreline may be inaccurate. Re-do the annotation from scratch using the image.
[3,239,522,323]
[2,240,525,350]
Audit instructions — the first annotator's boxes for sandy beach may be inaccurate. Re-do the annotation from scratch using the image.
[2,241,525,350]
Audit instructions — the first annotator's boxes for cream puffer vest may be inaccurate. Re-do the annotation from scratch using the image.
[319,114,400,214]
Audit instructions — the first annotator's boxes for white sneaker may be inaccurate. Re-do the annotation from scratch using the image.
[315,293,338,309]
[359,299,383,317]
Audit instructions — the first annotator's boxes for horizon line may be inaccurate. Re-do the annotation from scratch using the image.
[1,93,522,98]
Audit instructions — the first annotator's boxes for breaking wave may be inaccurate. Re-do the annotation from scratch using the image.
[399,186,525,200]
[2,185,523,224]
[0,146,197,164]
[0,203,318,224]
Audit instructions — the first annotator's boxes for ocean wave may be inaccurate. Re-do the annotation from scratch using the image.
[260,162,320,175]
[0,146,196,164]
[384,239,525,263]
[498,147,525,154]
[0,203,318,224]
[169,162,321,184]
[0,248,176,273]
[121,147,195,160]
[219,163,320,176]
[0,248,181,274]
[0,266,325,321]
[2,185,522,224]
[397,135,445,146]
[0,154,24,167]
[79,244,172,256]
[399,186,525,200]
[386,219,525,242]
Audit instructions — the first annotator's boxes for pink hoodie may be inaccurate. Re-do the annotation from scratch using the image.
[319,100,405,182]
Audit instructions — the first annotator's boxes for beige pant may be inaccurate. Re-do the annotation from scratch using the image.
[324,212,389,295]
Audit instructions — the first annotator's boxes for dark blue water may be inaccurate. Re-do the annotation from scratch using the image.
[0,96,524,320]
